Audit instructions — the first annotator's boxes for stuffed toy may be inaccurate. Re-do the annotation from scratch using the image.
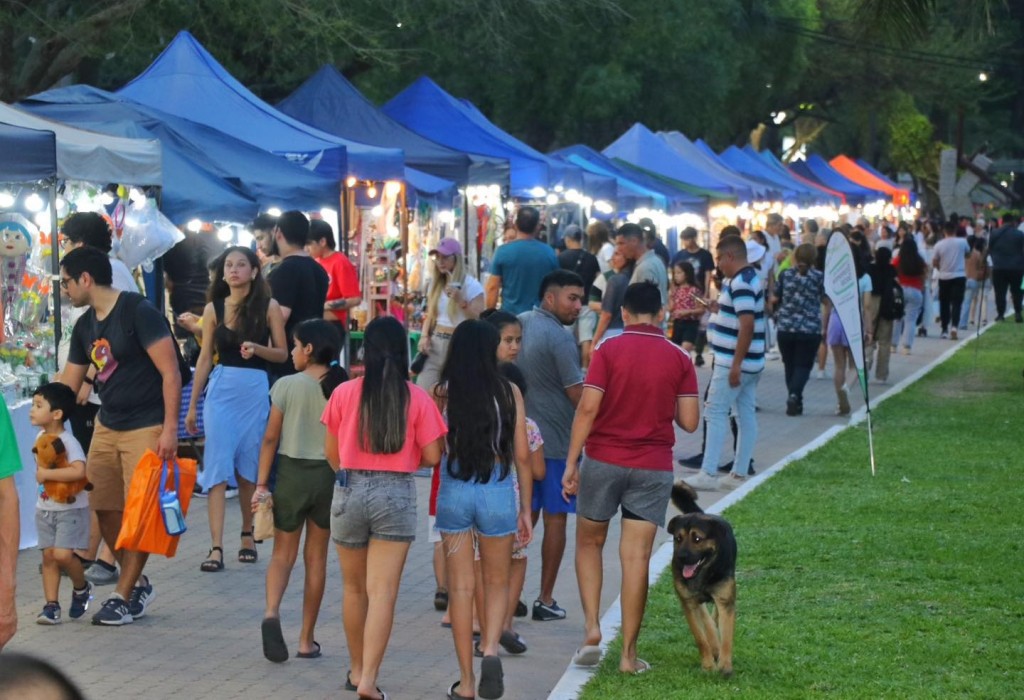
[0,214,34,340]
[33,433,90,504]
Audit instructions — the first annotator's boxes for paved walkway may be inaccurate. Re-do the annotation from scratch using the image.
[7,314,994,699]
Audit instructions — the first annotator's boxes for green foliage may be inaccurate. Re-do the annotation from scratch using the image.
[578,323,1024,699]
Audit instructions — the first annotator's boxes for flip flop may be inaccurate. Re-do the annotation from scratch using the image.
[631,658,652,675]
[356,689,388,700]
[499,630,527,655]
[344,671,358,691]
[571,645,602,667]
[296,641,321,659]
[261,617,288,663]
[478,655,504,700]
[447,680,474,699]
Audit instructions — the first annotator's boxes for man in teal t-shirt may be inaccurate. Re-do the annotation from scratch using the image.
[0,401,22,649]
[486,206,558,315]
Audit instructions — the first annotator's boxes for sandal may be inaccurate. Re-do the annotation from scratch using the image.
[478,656,504,700]
[296,641,321,659]
[261,617,288,663]
[239,531,258,563]
[200,546,224,572]
[434,588,449,611]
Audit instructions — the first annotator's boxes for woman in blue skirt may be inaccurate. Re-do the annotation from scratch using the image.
[186,247,286,571]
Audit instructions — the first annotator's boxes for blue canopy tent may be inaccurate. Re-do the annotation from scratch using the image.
[603,124,735,199]
[0,121,56,182]
[117,31,404,182]
[383,76,556,198]
[658,131,766,200]
[750,148,848,204]
[789,155,886,206]
[22,85,340,222]
[550,145,705,213]
[718,145,837,205]
[278,65,508,188]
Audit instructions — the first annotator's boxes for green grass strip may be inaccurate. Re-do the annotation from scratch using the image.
[578,323,1024,700]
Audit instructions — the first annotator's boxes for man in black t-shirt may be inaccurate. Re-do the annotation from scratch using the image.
[269,210,329,375]
[559,225,601,367]
[60,246,182,627]
[162,230,224,337]
[672,227,715,366]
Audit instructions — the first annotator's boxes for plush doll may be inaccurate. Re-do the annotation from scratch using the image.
[33,433,90,504]
[1,214,35,339]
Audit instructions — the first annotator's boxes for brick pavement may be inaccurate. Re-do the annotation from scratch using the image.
[6,311,994,699]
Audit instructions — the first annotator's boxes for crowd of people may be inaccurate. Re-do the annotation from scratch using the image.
[0,203,1021,700]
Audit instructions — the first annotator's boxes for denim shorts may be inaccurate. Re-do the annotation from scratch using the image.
[330,470,417,548]
[435,462,518,538]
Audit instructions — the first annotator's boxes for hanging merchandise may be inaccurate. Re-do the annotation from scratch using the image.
[118,199,185,270]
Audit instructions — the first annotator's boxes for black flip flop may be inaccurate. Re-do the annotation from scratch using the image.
[478,655,504,700]
[345,671,358,691]
[356,689,388,700]
[447,680,474,699]
[261,617,288,663]
[296,641,321,659]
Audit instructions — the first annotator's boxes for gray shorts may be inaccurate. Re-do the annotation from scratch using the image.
[36,508,91,551]
[330,470,417,548]
[576,455,673,526]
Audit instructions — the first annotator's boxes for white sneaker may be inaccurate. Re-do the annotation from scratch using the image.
[225,488,239,500]
[684,471,721,491]
[815,369,830,380]
[718,473,746,490]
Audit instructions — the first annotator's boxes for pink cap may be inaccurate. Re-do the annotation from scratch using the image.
[430,238,462,257]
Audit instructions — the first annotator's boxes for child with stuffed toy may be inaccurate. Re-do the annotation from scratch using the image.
[30,382,92,625]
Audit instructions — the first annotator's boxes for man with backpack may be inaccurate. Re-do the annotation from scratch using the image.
[866,247,903,384]
[59,246,183,626]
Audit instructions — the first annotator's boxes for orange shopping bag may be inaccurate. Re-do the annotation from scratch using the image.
[115,450,197,557]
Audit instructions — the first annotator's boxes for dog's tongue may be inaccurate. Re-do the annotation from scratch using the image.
[683,563,699,579]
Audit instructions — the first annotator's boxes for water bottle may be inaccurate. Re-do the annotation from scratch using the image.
[160,490,187,536]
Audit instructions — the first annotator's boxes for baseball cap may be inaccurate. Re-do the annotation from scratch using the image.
[638,217,656,235]
[745,240,767,264]
[562,224,583,241]
[429,238,462,257]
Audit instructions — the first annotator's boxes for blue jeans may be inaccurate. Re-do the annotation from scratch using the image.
[700,364,761,477]
[436,463,518,537]
[898,287,924,349]
[958,279,980,330]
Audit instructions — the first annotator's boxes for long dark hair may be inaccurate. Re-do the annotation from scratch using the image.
[897,237,926,277]
[293,319,348,398]
[208,246,270,342]
[440,320,515,483]
[359,316,409,454]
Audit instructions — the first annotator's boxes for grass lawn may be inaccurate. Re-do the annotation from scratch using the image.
[579,323,1024,700]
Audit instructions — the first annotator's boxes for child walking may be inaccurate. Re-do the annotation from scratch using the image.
[30,383,92,624]
[670,261,703,355]
[256,320,348,663]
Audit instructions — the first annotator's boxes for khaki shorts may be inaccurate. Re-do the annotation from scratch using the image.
[86,418,162,512]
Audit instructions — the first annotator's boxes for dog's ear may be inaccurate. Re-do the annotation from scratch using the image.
[667,515,683,536]
[52,437,66,455]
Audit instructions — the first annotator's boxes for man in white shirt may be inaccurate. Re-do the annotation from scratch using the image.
[931,220,970,339]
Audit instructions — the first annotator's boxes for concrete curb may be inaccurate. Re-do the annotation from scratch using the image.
[547,323,994,700]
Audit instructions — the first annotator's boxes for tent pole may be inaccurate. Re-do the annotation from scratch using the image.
[49,179,60,372]
[340,183,350,256]
[400,183,409,332]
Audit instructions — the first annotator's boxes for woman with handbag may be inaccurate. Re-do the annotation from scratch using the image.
[185,247,287,571]
[323,317,447,700]
[254,320,348,663]
[415,239,484,393]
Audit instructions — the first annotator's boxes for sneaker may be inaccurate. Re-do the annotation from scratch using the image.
[69,582,93,619]
[36,602,61,625]
[225,487,239,499]
[815,368,830,380]
[786,394,801,416]
[694,354,705,367]
[92,596,133,626]
[128,578,155,619]
[532,599,566,621]
[917,327,927,337]
[940,331,948,339]
[514,600,528,618]
[676,453,704,468]
[718,473,746,491]
[84,562,119,586]
[900,346,911,356]
[950,329,958,340]
[718,460,755,476]
[836,386,851,416]
[683,471,721,491]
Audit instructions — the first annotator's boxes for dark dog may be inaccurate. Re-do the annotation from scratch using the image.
[667,482,737,676]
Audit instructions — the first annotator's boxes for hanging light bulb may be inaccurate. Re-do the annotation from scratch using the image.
[217,225,234,242]
[384,181,402,198]
[187,219,202,233]
[0,192,14,208]
[266,207,282,217]
[24,193,44,212]
[345,176,357,188]
[367,185,378,199]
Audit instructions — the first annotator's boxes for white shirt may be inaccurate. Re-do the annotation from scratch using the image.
[35,428,89,511]
[434,274,484,327]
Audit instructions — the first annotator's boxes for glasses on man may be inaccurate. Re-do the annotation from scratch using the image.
[59,277,73,290]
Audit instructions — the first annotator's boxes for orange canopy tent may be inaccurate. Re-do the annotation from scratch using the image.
[829,155,910,206]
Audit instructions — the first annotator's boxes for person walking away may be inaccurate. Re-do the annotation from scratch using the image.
[269,211,329,377]
[517,270,585,621]
[892,238,928,354]
[416,238,485,393]
[959,237,989,329]
[29,383,93,625]
[773,244,824,415]
[684,235,765,491]
[987,213,1024,322]
[322,317,446,700]
[60,246,182,626]
[485,206,558,314]
[186,247,287,571]
[931,221,970,339]
[434,321,533,700]
[256,320,348,662]
[562,281,699,673]
[306,220,361,345]
[669,261,703,355]
[867,247,899,383]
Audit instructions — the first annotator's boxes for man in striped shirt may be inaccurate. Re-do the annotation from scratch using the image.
[684,235,765,491]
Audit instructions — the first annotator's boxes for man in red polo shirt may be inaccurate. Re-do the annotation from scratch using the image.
[561,281,700,674]
[306,220,360,341]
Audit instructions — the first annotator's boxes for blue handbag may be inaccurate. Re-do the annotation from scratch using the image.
[158,460,188,537]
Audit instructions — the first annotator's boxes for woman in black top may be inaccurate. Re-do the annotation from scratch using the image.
[186,247,287,571]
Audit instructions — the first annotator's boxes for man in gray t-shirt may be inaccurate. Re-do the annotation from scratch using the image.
[517,269,584,621]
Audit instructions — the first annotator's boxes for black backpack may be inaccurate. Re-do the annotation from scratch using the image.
[880,274,905,322]
[120,292,194,385]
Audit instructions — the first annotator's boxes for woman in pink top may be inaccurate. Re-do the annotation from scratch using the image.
[322,317,447,700]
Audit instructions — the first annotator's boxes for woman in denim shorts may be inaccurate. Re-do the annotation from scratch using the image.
[434,321,533,700]
[322,317,447,700]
